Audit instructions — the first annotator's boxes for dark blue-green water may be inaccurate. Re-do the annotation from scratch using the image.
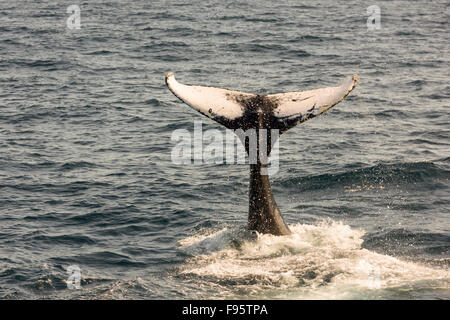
[0,0,449,299]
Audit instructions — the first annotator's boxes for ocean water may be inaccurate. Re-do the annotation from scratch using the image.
[0,0,449,299]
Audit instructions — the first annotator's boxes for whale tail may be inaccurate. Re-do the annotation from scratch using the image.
[165,72,358,134]
[166,72,359,236]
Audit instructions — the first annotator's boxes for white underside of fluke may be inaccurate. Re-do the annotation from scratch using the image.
[165,72,359,123]
[166,72,253,120]
[268,75,359,118]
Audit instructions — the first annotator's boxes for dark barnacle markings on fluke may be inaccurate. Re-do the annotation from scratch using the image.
[291,95,313,103]
[166,72,359,236]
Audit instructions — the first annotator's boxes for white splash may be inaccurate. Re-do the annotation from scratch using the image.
[178,220,449,299]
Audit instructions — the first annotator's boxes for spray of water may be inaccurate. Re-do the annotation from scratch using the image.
[177,220,449,299]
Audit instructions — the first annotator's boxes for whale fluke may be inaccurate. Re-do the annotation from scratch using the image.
[268,74,359,133]
[166,72,358,133]
[165,72,255,126]
[166,72,359,236]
